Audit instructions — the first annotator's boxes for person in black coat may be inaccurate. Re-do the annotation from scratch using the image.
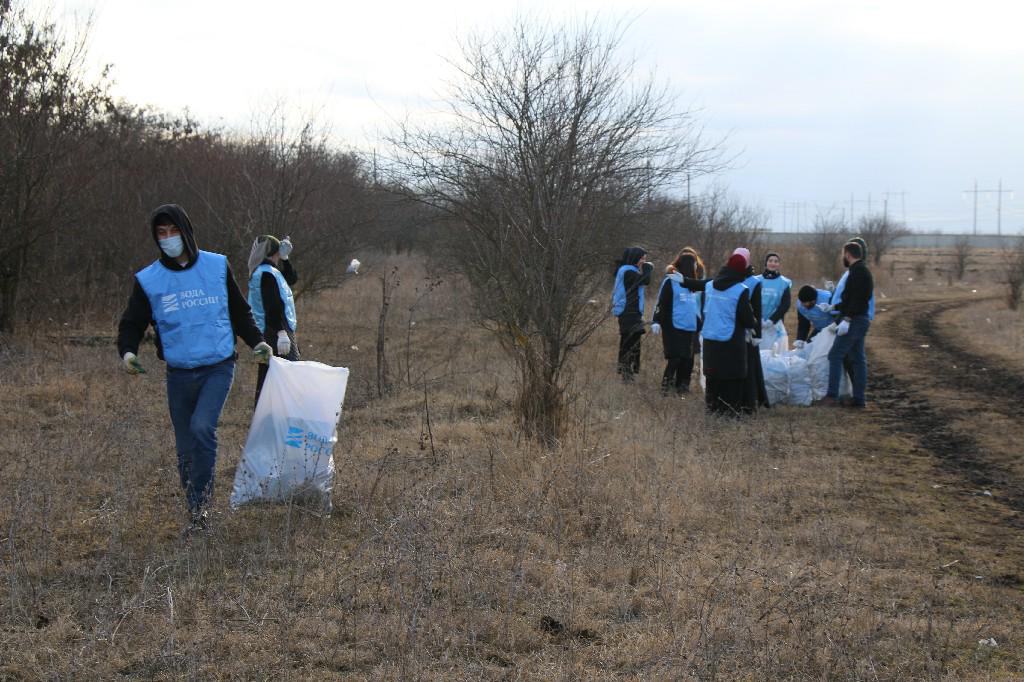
[700,253,758,415]
[612,247,654,381]
[651,252,702,395]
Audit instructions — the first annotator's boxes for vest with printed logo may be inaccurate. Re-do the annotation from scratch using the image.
[248,263,298,333]
[136,251,235,369]
[655,276,700,331]
[758,274,791,320]
[797,289,835,330]
[831,271,876,320]
[701,281,747,342]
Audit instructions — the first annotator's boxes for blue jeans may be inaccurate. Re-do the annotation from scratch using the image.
[166,358,235,513]
[827,316,870,405]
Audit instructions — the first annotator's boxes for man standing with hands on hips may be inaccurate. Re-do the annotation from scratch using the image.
[821,241,873,408]
[117,204,272,534]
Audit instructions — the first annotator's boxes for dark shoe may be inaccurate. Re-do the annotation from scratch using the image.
[817,396,840,407]
[184,510,210,536]
[841,399,866,409]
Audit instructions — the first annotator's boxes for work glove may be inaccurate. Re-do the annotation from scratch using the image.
[276,330,291,355]
[278,237,293,260]
[744,329,755,344]
[253,341,272,363]
[346,258,361,274]
[825,322,838,334]
[650,323,662,336]
[793,340,806,350]
[836,319,850,336]
[762,319,775,332]
[816,302,833,313]
[122,352,146,375]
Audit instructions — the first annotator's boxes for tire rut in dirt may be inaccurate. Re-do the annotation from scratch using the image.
[911,300,1024,410]
[869,369,1024,524]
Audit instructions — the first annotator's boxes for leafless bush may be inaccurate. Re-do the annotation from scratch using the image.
[1004,238,1024,310]
[856,214,911,266]
[953,235,972,281]
[809,215,848,279]
[388,18,721,442]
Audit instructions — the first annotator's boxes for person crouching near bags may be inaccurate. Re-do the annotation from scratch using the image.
[612,247,654,382]
[794,285,836,348]
[117,204,272,534]
[650,252,702,395]
[700,252,757,415]
[247,234,300,407]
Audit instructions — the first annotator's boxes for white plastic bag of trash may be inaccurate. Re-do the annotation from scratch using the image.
[796,329,851,400]
[230,357,349,515]
[346,258,361,274]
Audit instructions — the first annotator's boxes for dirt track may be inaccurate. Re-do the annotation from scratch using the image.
[869,296,1024,526]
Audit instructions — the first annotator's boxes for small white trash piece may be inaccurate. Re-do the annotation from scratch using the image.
[978,637,998,648]
[230,357,349,515]
[346,258,361,274]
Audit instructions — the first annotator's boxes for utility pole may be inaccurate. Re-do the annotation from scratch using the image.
[882,191,909,222]
[964,180,1013,235]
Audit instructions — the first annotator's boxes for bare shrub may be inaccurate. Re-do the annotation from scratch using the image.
[809,215,848,279]
[952,235,972,281]
[1004,237,1024,310]
[388,18,720,442]
[856,214,911,266]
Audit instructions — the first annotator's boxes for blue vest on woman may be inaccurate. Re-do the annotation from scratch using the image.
[136,251,235,369]
[797,289,835,330]
[612,264,643,316]
[655,275,700,331]
[758,274,792,320]
[248,263,298,333]
[701,281,746,342]
[831,271,876,320]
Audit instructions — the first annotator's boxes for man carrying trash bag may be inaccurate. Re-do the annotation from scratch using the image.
[117,204,272,534]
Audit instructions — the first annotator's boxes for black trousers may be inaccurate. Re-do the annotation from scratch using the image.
[618,330,643,379]
[662,355,694,394]
[254,330,300,408]
[705,376,747,416]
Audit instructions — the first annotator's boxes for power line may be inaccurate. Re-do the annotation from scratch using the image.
[963,179,1014,235]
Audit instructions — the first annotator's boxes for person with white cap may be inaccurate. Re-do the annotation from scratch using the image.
[247,234,300,407]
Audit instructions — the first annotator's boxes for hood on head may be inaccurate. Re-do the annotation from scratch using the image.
[621,247,646,267]
[150,203,198,265]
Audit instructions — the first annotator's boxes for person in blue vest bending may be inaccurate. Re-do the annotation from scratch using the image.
[650,251,702,395]
[612,247,654,381]
[757,252,792,339]
[700,251,758,415]
[247,234,300,407]
[794,285,836,348]
[117,204,272,534]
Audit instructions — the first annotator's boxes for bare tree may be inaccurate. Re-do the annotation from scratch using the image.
[810,214,848,280]
[688,187,767,267]
[856,214,911,266]
[952,235,972,281]
[0,2,110,331]
[1003,238,1024,311]
[389,18,720,442]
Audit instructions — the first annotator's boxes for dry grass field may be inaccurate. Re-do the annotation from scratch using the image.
[1,249,1022,680]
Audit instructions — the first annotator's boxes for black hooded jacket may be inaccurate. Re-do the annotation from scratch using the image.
[616,247,653,332]
[700,266,756,381]
[116,204,264,361]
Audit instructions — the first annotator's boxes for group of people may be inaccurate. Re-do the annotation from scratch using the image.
[116,204,301,533]
[612,238,874,415]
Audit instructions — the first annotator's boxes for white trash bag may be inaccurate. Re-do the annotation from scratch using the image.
[761,351,790,406]
[799,329,851,400]
[230,357,349,515]
[759,320,789,355]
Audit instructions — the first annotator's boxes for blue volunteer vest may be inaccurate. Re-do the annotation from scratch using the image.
[797,289,835,330]
[655,276,700,331]
[743,274,762,318]
[701,281,747,342]
[136,251,235,369]
[612,264,644,316]
[758,274,792,320]
[248,263,298,333]
[831,270,876,320]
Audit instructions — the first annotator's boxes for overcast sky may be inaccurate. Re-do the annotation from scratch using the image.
[56,0,1024,234]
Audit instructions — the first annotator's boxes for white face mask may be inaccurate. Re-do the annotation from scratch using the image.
[159,235,184,258]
